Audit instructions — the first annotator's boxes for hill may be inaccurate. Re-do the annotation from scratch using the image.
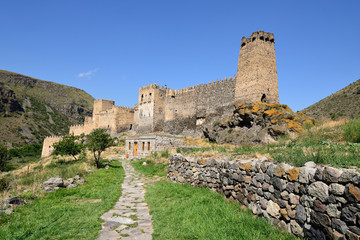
[0,70,94,147]
[302,79,360,120]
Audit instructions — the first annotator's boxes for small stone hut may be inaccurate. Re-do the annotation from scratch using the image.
[125,135,184,158]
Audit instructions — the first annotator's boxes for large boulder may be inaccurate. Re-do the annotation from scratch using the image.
[203,103,313,144]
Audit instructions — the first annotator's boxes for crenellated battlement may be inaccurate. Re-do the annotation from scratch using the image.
[165,76,236,97]
[241,31,274,48]
[69,124,84,128]
[114,105,135,111]
[44,135,63,139]
[139,83,162,91]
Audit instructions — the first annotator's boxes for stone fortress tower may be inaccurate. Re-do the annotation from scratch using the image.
[235,31,279,104]
[41,30,280,157]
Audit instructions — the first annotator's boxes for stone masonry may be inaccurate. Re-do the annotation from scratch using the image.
[66,30,279,137]
[125,135,184,158]
[41,30,280,157]
[168,154,360,240]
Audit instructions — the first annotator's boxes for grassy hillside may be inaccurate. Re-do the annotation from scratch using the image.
[302,79,360,120]
[0,70,94,147]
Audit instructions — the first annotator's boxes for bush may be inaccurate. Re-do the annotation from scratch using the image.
[0,144,8,171]
[160,149,169,158]
[344,119,360,143]
[8,143,42,158]
[0,176,10,191]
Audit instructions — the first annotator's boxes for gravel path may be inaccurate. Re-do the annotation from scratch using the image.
[97,160,154,240]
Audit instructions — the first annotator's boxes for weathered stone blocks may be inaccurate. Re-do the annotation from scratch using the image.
[167,154,360,239]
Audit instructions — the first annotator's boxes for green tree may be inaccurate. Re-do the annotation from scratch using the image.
[53,134,84,161]
[86,129,114,168]
[0,144,8,171]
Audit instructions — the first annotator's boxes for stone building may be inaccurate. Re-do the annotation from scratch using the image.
[41,30,279,157]
[125,135,184,158]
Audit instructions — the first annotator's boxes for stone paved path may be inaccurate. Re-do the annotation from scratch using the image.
[97,160,153,240]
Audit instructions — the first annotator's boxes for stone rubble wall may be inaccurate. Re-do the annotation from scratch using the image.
[167,154,360,240]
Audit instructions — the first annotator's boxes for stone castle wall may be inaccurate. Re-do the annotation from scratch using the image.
[168,154,360,240]
[162,77,235,135]
[41,136,63,158]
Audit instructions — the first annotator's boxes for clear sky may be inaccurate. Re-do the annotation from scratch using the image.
[1,1,359,111]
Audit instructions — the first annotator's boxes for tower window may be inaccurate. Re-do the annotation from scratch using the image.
[270,39,274,43]
[260,36,264,41]
[252,37,256,41]
[241,42,246,47]
[265,38,269,42]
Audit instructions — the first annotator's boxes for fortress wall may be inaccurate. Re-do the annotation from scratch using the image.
[195,77,235,115]
[163,89,197,135]
[162,78,235,135]
[112,106,135,133]
[41,136,63,158]
[93,108,114,129]
[93,99,114,114]
[169,154,360,239]
[69,124,86,135]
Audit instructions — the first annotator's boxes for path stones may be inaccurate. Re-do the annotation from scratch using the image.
[97,160,154,240]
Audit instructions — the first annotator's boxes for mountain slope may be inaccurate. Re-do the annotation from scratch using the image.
[302,79,360,120]
[0,70,94,146]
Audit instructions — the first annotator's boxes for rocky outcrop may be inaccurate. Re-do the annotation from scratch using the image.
[168,154,360,239]
[0,83,23,116]
[203,103,313,144]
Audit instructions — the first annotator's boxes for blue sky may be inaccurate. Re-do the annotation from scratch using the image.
[1,1,359,111]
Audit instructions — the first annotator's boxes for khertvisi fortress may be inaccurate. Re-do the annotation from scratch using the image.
[42,30,279,157]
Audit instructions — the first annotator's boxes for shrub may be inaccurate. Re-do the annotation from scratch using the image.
[0,144,8,171]
[0,176,10,191]
[344,119,360,143]
[160,149,169,158]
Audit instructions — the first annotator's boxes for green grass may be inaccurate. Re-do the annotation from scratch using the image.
[131,159,168,177]
[146,181,297,240]
[0,161,124,240]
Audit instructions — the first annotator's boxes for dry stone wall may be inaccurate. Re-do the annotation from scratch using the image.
[168,154,360,240]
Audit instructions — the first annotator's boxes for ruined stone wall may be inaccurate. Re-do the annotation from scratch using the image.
[162,77,235,135]
[69,124,86,135]
[93,99,114,114]
[163,88,197,135]
[235,31,279,104]
[168,154,360,240]
[41,136,62,158]
[112,106,134,134]
[93,108,113,129]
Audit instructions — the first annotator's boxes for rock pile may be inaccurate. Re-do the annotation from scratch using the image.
[42,175,85,192]
[168,154,360,240]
